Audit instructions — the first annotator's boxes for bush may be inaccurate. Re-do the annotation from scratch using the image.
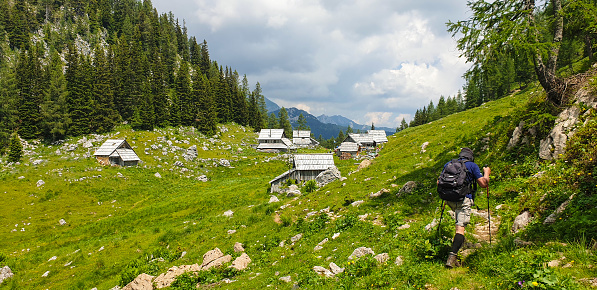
[303,179,318,193]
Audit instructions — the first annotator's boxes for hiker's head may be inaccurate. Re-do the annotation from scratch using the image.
[459,147,474,161]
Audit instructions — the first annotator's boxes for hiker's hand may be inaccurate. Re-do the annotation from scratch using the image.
[483,166,491,176]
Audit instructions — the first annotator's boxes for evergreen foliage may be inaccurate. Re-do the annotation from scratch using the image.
[278,107,292,138]
[7,133,22,162]
[0,0,266,152]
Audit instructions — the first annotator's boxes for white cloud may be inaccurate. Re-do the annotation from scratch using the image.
[152,0,471,125]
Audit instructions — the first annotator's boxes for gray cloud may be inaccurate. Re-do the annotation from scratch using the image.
[151,0,471,128]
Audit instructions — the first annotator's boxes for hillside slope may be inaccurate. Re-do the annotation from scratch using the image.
[1,82,597,289]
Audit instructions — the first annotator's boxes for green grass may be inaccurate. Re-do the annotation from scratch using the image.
[1,82,596,289]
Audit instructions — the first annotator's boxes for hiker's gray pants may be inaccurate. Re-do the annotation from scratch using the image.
[446,197,472,227]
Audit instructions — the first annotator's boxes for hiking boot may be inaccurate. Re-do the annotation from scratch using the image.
[445,252,461,268]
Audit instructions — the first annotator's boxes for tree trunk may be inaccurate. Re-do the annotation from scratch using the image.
[528,0,565,105]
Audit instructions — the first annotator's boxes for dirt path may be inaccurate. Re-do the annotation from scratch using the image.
[471,208,500,244]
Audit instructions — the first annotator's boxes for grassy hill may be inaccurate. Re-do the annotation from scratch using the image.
[1,81,597,289]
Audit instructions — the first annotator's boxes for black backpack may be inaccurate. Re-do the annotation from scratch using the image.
[437,159,476,202]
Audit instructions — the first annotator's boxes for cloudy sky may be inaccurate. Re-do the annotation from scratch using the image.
[151,0,471,128]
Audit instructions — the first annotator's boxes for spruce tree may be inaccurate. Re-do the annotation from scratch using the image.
[193,72,217,136]
[8,133,23,163]
[91,47,119,133]
[297,113,309,130]
[268,113,278,129]
[278,107,292,138]
[40,50,70,141]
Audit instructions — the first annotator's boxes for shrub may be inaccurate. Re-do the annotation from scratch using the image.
[303,179,318,193]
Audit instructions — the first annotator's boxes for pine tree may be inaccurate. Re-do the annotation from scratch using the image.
[65,45,93,136]
[297,113,309,130]
[175,60,193,125]
[193,72,217,136]
[40,50,70,141]
[278,107,292,138]
[268,113,278,129]
[371,123,375,130]
[91,47,119,133]
[8,133,23,163]
[0,58,18,151]
[16,48,42,139]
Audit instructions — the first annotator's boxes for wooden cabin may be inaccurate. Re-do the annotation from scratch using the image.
[292,130,319,147]
[257,129,295,152]
[269,153,335,192]
[93,139,141,166]
[367,130,388,144]
[336,142,360,159]
[344,133,376,150]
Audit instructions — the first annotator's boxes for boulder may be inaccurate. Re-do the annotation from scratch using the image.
[154,173,161,178]
[374,253,389,264]
[37,180,45,187]
[512,211,532,233]
[196,175,208,182]
[313,266,334,278]
[348,247,375,260]
[154,266,187,289]
[173,161,184,167]
[0,266,13,284]
[421,142,429,153]
[329,262,345,275]
[424,218,439,232]
[59,219,67,226]
[315,166,342,187]
[201,248,232,270]
[286,185,301,197]
[230,253,251,271]
[351,200,364,207]
[369,188,390,198]
[279,276,292,283]
[291,233,303,243]
[183,145,198,161]
[269,195,280,203]
[219,159,231,167]
[395,256,404,266]
[123,273,155,290]
[507,121,525,150]
[223,210,234,217]
[398,181,417,196]
[234,242,245,252]
[544,194,575,225]
[357,159,372,170]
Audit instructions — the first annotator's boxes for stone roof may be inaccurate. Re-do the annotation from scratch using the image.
[293,154,335,171]
[94,139,128,156]
[338,142,359,152]
[110,148,141,162]
[293,130,311,138]
[367,130,388,143]
[258,129,285,140]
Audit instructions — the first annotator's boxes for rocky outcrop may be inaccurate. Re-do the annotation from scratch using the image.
[154,265,200,288]
[544,194,575,225]
[398,181,417,196]
[348,247,375,260]
[357,159,372,170]
[123,273,154,290]
[540,87,597,160]
[315,166,341,187]
[201,248,232,270]
[230,253,251,271]
[512,211,532,233]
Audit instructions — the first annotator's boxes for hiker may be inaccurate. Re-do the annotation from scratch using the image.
[437,147,490,268]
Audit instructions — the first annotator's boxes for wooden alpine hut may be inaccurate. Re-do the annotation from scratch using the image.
[292,130,319,147]
[269,153,335,192]
[93,139,141,166]
[257,129,295,152]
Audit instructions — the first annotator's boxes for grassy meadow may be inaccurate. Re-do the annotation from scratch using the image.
[1,82,597,289]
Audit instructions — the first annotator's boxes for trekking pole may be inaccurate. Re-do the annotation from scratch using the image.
[436,200,446,241]
[486,185,491,245]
